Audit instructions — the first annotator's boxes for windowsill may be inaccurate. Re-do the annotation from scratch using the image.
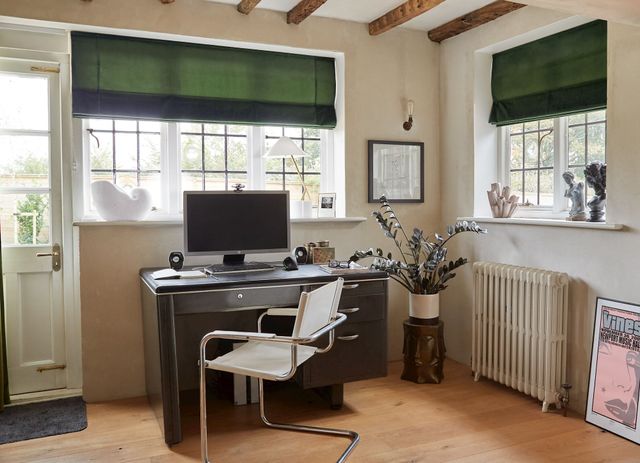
[73,216,368,227]
[458,216,624,230]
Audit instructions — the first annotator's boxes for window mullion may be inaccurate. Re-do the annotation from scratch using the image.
[320,130,332,194]
[80,119,92,218]
[164,122,180,215]
[553,117,567,213]
[248,126,265,189]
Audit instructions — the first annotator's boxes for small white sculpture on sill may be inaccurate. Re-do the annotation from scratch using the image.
[562,171,587,221]
[487,183,519,218]
[91,181,152,221]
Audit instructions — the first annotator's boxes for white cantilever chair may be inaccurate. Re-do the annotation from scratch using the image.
[199,278,359,463]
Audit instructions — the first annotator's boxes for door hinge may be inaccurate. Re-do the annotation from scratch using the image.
[37,364,66,372]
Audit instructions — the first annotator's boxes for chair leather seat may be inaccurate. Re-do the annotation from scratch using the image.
[209,341,316,380]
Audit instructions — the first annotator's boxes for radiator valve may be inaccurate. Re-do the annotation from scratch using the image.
[557,383,572,416]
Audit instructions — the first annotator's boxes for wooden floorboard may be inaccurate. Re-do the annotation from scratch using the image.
[1,360,638,462]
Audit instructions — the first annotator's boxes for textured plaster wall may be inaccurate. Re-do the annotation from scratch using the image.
[439,6,640,412]
[0,0,440,401]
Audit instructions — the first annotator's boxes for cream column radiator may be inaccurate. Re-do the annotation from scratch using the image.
[472,262,569,412]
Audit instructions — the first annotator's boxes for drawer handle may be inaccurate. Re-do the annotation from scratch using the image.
[339,307,360,314]
[337,334,359,342]
[343,284,359,290]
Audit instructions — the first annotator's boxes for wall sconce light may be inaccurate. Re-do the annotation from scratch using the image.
[403,100,414,131]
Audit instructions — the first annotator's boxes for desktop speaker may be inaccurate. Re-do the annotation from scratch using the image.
[169,251,184,270]
[293,246,308,264]
[283,256,298,271]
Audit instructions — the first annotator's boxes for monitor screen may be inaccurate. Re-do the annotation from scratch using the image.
[183,191,290,256]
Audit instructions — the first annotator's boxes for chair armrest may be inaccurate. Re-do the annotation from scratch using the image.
[257,308,298,334]
[295,313,348,344]
[210,330,277,341]
[266,308,298,317]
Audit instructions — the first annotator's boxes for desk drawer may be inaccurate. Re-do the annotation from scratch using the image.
[172,285,301,315]
[338,294,386,324]
[300,320,387,388]
[302,279,386,298]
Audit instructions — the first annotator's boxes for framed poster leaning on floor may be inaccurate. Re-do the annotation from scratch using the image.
[586,297,640,444]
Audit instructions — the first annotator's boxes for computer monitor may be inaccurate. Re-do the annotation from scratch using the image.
[183,190,290,265]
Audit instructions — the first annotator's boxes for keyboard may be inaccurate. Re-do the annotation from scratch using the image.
[205,261,275,275]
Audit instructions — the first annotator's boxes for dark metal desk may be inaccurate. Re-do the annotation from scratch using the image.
[140,265,388,445]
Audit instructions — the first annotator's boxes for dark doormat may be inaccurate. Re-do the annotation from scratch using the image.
[0,396,87,444]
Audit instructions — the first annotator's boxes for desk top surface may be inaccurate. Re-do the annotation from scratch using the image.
[140,264,388,295]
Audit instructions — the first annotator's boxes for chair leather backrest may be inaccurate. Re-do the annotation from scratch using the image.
[292,278,344,339]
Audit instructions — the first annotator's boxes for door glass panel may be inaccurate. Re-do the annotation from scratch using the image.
[0,72,49,131]
[0,135,50,188]
[0,192,50,245]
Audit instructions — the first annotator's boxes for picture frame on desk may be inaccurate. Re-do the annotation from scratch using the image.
[368,140,424,203]
[586,297,640,445]
[318,193,336,218]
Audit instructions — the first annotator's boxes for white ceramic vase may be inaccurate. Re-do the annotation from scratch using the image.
[290,200,313,219]
[409,293,440,321]
[91,181,152,221]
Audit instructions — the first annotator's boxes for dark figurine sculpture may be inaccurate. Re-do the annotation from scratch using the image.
[584,161,607,222]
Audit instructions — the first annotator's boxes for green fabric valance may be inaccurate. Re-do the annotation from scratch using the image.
[489,20,607,126]
[71,32,337,128]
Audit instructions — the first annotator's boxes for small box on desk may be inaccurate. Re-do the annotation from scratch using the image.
[310,247,335,264]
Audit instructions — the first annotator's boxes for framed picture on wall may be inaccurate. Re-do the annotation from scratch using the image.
[586,297,640,444]
[368,140,424,203]
[317,193,336,218]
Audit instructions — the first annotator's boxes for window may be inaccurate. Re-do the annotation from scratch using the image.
[179,123,249,193]
[87,119,162,206]
[264,126,321,202]
[79,119,333,219]
[567,111,607,198]
[0,71,52,245]
[500,110,606,212]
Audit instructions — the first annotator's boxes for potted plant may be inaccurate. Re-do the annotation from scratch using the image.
[350,196,487,324]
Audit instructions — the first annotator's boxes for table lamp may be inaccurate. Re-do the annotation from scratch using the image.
[264,136,312,218]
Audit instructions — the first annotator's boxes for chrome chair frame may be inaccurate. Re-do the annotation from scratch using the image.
[199,310,359,463]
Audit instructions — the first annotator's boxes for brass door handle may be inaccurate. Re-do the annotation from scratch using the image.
[35,243,61,271]
[37,364,66,372]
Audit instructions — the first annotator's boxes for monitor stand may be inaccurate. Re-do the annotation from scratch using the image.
[206,255,274,274]
[223,254,246,266]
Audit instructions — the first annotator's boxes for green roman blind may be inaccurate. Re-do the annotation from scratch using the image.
[71,32,337,128]
[489,20,607,126]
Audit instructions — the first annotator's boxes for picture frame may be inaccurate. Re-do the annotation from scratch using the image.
[586,297,640,445]
[368,140,424,203]
[317,193,336,218]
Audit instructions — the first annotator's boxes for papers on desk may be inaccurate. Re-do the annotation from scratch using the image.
[318,263,371,275]
[151,268,207,280]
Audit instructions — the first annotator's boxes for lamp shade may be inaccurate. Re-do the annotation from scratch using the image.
[264,136,308,159]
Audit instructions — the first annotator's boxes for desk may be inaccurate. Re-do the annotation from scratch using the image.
[140,265,388,445]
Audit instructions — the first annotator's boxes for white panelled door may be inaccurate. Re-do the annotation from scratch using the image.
[0,58,66,394]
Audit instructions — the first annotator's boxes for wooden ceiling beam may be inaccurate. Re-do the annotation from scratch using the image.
[428,1,525,43]
[237,0,262,15]
[287,0,328,25]
[369,0,446,36]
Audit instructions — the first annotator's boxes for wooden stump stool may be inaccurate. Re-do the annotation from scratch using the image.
[401,319,446,384]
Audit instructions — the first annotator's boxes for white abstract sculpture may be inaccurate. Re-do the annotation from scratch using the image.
[91,181,152,221]
[487,183,519,218]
